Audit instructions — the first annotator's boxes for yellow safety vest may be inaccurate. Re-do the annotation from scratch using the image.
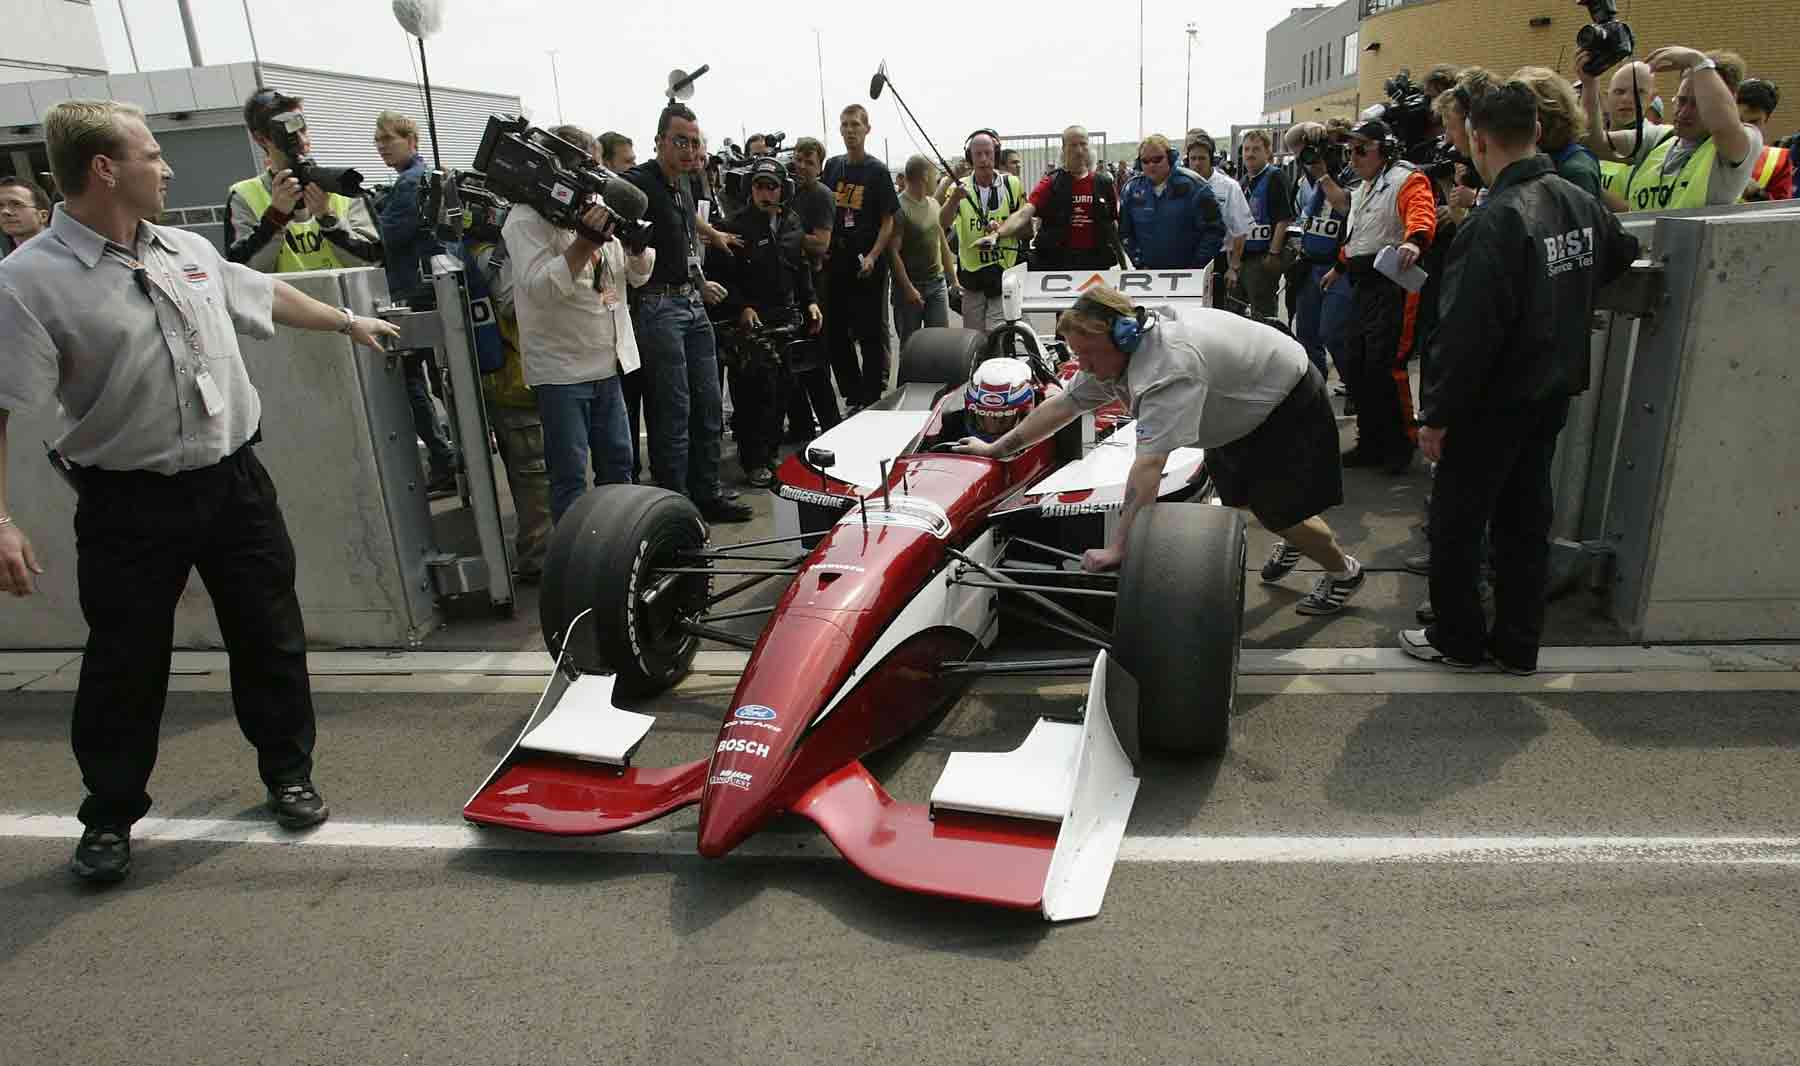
[1621,132,1717,213]
[1598,159,1629,194]
[952,173,1025,275]
[231,175,356,273]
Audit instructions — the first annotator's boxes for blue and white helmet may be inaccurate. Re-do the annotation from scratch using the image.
[964,357,1036,441]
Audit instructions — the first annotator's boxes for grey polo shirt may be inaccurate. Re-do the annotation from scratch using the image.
[1063,308,1308,452]
[0,206,275,474]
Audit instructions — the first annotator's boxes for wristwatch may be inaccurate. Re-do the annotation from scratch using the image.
[336,306,356,335]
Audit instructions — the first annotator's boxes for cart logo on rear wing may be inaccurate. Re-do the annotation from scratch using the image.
[1025,269,1209,301]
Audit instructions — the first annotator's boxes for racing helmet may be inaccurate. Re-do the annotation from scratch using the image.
[964,357,1036,441]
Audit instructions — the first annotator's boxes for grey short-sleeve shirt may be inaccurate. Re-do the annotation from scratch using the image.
[0,207,274,474]
[1063,308,1308,453]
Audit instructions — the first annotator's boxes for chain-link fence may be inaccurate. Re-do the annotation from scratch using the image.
[995,131,1111,183]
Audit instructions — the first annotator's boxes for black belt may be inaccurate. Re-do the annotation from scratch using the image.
[639,282,697,297]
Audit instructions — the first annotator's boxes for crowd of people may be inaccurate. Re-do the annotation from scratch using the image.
[0,38,1788,882]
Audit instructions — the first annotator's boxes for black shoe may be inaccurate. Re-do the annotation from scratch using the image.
[1416,599,1436,625]
[268,781,330,830]
[1341,447,1382,468]
[1404,550,1431,576]
[1384,451,1415,476]
[1296,561,1366,615]
[1260,541,1304,583]
[700,498,755,524]
[746,466,776,489]
[70,824,131,882]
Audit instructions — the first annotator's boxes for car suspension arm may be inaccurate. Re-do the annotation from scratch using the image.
[944,544,1114,646]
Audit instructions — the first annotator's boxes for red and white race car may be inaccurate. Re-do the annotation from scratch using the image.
[465,268,1241,920]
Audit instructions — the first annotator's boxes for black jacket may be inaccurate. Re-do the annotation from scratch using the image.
[718,205,814,319]
[1420,155,1639,428]
[1031,167,1118,266]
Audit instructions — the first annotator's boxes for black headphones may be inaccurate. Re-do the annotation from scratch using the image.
[964,128,1001,165]
[1074,293,1153,354]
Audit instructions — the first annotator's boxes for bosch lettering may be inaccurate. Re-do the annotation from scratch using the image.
[716,738,771,758]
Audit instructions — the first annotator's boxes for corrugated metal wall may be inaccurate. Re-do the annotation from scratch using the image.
[259,63,522,184]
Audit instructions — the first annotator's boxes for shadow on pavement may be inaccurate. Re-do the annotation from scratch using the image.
[1324,695,1551,815]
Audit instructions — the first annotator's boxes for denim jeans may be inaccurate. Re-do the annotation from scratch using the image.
[632,293,725,503]
[1294,262,1352,382]
[535,376,633,523]
[892,273,950,348]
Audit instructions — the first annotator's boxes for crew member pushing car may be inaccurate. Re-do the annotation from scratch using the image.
[953,287,1363,616]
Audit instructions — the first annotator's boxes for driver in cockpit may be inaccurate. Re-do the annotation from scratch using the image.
[926,356,1037,447]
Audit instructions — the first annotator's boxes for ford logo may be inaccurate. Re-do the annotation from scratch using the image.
[733,705,778,722]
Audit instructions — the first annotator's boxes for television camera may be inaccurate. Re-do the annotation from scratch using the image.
[1378,70,1465,180]
[472,115,652,253]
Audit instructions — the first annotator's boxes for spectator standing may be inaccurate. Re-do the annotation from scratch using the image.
[944,130,1026,333]
[0,99,402,881]
[1514,68,1603,199]
[372,109,459,497]
[889,154,955,347]
[1405,79,1638,672]
[1582,47,1762,210]
[823,104,900,407]
[1233,129,1294,319]
[1119,134,1226,271]
[1736,80,1792,201]
[992,125,1123,270]
[786,136,840,437]
[1184,129,1251,306]
[0,176,51,259]
[464,230,551,583]
[599,132,649,480]
[505,124,651,523]
[717,158,826,487]
[1330,118,1436,475]
[622,105,752,522]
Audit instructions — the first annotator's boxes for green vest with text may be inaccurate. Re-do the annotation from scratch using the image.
[953,173,1025,275]
[1621,132,1716,213]
[232,176,355,272]
[1598,159,1629,195]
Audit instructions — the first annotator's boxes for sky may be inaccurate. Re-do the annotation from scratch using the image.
[92,0,1299,159]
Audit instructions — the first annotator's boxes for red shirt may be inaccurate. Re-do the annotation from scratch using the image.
[1029,171,1098,250]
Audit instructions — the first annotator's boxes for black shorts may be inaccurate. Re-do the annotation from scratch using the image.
[1205,365,1343,531]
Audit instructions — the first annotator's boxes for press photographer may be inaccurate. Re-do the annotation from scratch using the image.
[1283,121,1352,382]
[492,123,653,524]
[226,88,381,272]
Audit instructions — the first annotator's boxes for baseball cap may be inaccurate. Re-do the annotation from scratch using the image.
[1348,118,1393,143]
[748,158,785,186]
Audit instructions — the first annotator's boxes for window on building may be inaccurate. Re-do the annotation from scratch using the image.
[1302,54,1309,87]
[1343,31,1359,76]
[1326,43,1333,81]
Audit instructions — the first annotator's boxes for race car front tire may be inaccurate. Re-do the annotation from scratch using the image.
[540,484,711,695]
[897,326,985,387]
[1111,503,1247,756]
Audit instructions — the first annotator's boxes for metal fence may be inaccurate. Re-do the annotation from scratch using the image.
[996,132,1111,183]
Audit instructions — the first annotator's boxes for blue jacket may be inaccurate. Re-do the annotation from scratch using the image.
[378,154,449,307]
[1118,169,1226,269]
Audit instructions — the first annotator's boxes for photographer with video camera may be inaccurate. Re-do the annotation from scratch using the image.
[1404,78,1637,673]
[1284,122,1353,382]
[715,158,828,488]
[502,124,652,524]
[1577,13,1761,209]
[1327,117,1436,475]
[226,89,381,273]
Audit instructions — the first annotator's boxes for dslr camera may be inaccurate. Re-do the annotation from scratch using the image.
[1576,0,1635,78]
[266,110,366,197]
[1297,141,1347,176]
[472,115,653,253]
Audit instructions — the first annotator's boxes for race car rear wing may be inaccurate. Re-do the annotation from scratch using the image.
[1007,263,1215,320]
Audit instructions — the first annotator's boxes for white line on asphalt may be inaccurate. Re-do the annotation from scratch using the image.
[5,814,1798,865]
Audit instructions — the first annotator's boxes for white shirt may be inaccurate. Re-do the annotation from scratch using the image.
[502,204,651,387]
[1200,168,1253,240]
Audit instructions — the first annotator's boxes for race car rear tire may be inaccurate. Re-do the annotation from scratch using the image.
[540,484,711,696]
[897,326,985,387]
[1111,503,1246,756]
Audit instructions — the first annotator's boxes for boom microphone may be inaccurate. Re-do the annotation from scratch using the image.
[866,59,952,179]
[870,62,888,100]
[599,171,649,221]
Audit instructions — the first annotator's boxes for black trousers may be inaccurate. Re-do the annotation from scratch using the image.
[1340,270,1420,462]
[1426,399,1569,668]
[71,444,315,827]
[621,367,644,481]
[826,256,890,407]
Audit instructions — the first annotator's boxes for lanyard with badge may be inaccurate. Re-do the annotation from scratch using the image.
[108,245,226,417]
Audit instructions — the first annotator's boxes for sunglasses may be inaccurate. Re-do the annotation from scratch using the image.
[1140,155,1168,166]
[1351,143,1377,157]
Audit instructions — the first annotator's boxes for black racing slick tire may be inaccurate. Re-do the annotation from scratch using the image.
[897,326,985,387]
[1111,503,1247,756]
[540,484,710,696]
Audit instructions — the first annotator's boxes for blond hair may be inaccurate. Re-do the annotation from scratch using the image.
[1137,133,1173,163]
[376,110,419,143]
[1434,66,1492,123]
[1513,66,1585,151]
[46,99,145,197]
[1056,285,1136,339]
